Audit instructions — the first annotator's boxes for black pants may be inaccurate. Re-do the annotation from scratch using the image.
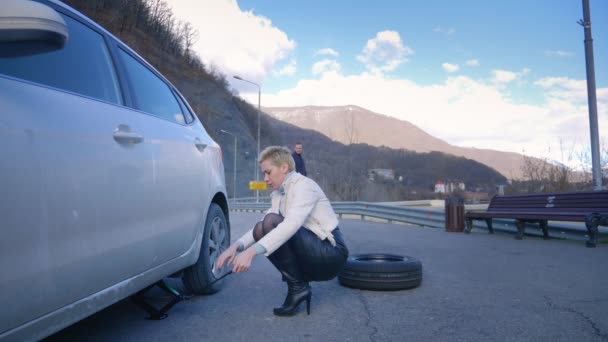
[254,214,349,282]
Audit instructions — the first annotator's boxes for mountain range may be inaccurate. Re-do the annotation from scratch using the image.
[265,105,527,179]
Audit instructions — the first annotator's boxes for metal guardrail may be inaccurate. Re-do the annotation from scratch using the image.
[229,201,607,242]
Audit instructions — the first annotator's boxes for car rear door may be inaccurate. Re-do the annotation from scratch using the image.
[113,47,213,264]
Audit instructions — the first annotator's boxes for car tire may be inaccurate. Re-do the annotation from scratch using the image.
[338,253,422,291]
[182,203,230,294]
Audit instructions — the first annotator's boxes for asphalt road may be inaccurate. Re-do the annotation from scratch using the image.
[46,212,608,342]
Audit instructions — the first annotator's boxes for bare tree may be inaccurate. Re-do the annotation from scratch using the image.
[520,142,584,193]
[181,22,199,62]
[339,113,360,200]
[576,139,608,187]
[116,0,139,34]
[343,111,359,145]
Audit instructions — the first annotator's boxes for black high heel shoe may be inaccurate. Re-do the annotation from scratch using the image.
[267,248,313,316]
[273,286,312,316]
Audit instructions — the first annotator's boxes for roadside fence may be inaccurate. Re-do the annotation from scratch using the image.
[228,198,606,242]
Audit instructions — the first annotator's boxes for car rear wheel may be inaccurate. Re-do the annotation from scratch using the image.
[182,203,230,294]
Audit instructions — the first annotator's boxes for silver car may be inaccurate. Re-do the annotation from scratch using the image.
[0,1,231,340]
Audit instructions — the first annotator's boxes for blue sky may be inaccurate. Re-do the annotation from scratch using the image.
[238,0,606,93]
[169,0,608,166]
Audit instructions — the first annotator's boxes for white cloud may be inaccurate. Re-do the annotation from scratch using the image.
[492,69,518,83]
[274,59,297,76]
[312,59,341,75]
[356,31,414,74]
[491,68,531,85]
[465,59,479,66]
[258,71,607,163]
[533,77,608,164]
[314,48,339,57]
[168,0,295,87]
[544,50,575,57]
[442,63,460,73]
[535,77,590,103]
[434,26,455,35]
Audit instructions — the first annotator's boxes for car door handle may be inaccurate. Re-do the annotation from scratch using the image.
[113,125,143,144]
[194,138,207,152]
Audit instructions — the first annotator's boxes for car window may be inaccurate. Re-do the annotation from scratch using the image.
[175,91,196,123]
[0,14,121,104]
[117,48,186,124]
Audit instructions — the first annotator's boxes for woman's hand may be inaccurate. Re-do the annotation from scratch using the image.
[216,244,238,270]
[231,248,257,273]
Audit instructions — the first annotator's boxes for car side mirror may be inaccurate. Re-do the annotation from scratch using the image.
[0,0,68,57]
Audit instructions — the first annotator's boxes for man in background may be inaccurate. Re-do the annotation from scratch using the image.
[292,142,307,176]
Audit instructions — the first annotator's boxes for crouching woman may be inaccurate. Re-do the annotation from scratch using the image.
[216,146,349,316]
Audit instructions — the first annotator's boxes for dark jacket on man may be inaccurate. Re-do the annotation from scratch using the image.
[292,152,307,176]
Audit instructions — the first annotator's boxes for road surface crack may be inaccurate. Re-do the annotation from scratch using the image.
[357,291,379,342]
[544,296,608,341]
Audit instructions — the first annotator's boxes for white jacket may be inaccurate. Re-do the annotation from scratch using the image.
[237,172,339,256]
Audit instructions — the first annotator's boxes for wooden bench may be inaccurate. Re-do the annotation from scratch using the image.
[465,190,608,247]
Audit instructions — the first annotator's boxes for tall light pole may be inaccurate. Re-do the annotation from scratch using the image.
[233,75,261,201]
[220,129,237,200]
[578,0,603,190]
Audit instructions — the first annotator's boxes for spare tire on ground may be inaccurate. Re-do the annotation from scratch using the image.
[338,254,422,291]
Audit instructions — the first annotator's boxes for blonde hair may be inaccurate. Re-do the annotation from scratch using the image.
[259,146,295,172]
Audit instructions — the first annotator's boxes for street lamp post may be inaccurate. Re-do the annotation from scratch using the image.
[578,0,602,190]
[233,75,261,202]
[220,129,237,200]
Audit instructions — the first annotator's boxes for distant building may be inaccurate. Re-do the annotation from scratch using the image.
[434,181,446,193]
[435,180,465,193]
[369,169,395,181]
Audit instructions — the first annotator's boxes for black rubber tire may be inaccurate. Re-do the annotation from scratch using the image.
[338,254,422,291]
[182,203,230,294]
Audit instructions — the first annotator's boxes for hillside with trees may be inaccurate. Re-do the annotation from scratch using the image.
[271,120,506,201]
[266,105,542,180]
[63,0,508,201]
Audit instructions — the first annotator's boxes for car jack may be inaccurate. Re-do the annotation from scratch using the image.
[131,271,232,320]
[131,279,190,320]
